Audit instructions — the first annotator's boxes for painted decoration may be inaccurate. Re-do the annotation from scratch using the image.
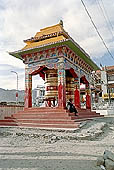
[23,45,92,108]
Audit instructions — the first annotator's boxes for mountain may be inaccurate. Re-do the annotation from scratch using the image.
[0,88,38,104]
[0,88,25,102]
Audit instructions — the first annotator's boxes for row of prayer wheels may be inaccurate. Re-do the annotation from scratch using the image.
[45,69,75,103]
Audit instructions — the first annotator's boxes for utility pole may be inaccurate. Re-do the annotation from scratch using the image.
[107,73,111,105]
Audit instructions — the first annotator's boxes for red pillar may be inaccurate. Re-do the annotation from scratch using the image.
[86,93,91,109]
[24,68,32,108]
[74,87,80,108]
[86,84,91,109]
[58,59,66,108]
[58,82,66,108]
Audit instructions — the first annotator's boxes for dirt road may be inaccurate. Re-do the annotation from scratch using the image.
[0,117,114,170]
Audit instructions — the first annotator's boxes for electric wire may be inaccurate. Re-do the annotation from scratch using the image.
[95,0,114,40]
[80,0,114,61]
[100,0,114,31]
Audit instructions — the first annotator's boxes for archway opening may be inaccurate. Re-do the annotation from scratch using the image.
[80,75,91,109]
[32,75,45,107]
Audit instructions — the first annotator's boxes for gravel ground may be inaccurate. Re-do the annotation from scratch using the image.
[0,117,114,170]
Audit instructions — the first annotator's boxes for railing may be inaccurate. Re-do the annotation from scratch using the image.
[91,99,114,110]
[0,105,24,120]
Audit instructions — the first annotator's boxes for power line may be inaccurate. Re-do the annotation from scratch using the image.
[80,0,114,61]
[95,0,114,40]
[100,0,114,31]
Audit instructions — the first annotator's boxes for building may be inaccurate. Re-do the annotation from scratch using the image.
[35,85,45,106]
[9,21,99,109]
[0,21,102,129]
[101,66,114,101]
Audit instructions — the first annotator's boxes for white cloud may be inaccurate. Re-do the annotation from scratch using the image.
[0,0,114,89]
[80,36,106,57]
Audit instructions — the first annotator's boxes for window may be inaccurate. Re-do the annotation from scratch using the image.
[108,75,114,81]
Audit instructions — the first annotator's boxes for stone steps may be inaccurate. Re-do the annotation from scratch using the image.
[0,107,102,129]
[0,119,76,124]
[77,109,97,113]
[5,114,101,120]
[5,115,72,120]
[0,122,79,129]
[23,107,67,112]
[16,109,97,115]
[12,112,69,116]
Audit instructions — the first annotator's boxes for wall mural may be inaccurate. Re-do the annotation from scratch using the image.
[23,46,91,84]
[22,46,92,72]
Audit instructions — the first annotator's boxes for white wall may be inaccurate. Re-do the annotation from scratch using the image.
[101,70,107,95]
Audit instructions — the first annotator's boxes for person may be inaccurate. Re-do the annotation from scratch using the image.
[67,98,78,116]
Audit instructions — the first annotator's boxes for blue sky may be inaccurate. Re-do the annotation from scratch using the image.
[0,0,114,89]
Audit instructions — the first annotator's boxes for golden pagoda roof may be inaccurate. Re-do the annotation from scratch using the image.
[9,21,100,71]
[35,24,63,37]
[23,23,68,50]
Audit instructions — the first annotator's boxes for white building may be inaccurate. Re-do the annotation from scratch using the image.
[35,85,45,106]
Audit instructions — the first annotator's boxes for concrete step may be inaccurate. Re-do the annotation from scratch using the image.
[0,107,102,129]
[14,111,69,115]
[4,114,101,123]
[0,123,18,126]
[0,119,16,123]
[0,119,76,124]
[18,109,97,116]
[11,111,77,117]
[4,113,101,121]
[5,115,71,120]
[77,114,101,119]
[0,122,79,129]
[77,110,97,113]
[23,108,67,112]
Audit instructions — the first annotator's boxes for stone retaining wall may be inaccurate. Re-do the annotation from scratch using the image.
[0,105,24,119]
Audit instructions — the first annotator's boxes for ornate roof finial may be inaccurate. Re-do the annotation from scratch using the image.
[59,20,63,27]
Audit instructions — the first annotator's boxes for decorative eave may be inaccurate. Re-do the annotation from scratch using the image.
[9,38,99,71]
[9,39,68,60]
[24,31,69,43]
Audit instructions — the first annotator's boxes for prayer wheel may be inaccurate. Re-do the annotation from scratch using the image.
[45,69,58,99]
[66,77,74,101]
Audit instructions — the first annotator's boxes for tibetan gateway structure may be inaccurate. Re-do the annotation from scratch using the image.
[0,21,102,129]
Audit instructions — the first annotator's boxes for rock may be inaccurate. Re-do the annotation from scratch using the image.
[51,135,57,140]
[103,150,114,162]
[100,165,106,170]
[104,153,108,160]
[105,159,114,170]
[97,156,104,166]
[109,127,114,130]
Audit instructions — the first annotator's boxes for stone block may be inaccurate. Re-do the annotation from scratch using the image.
[105,159,114,170]
[103,150,114,162]
[97,156,104,166]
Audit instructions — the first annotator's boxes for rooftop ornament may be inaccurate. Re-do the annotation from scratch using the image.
[59,20,63,27]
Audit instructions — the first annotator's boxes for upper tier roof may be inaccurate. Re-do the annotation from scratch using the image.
[35,24,64,38]
[9,21,100,71]
[23,23,68,50]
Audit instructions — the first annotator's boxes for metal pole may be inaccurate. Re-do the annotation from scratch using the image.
[106,72,111,105]
[108,81,111,105]
[11,71,18,105]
